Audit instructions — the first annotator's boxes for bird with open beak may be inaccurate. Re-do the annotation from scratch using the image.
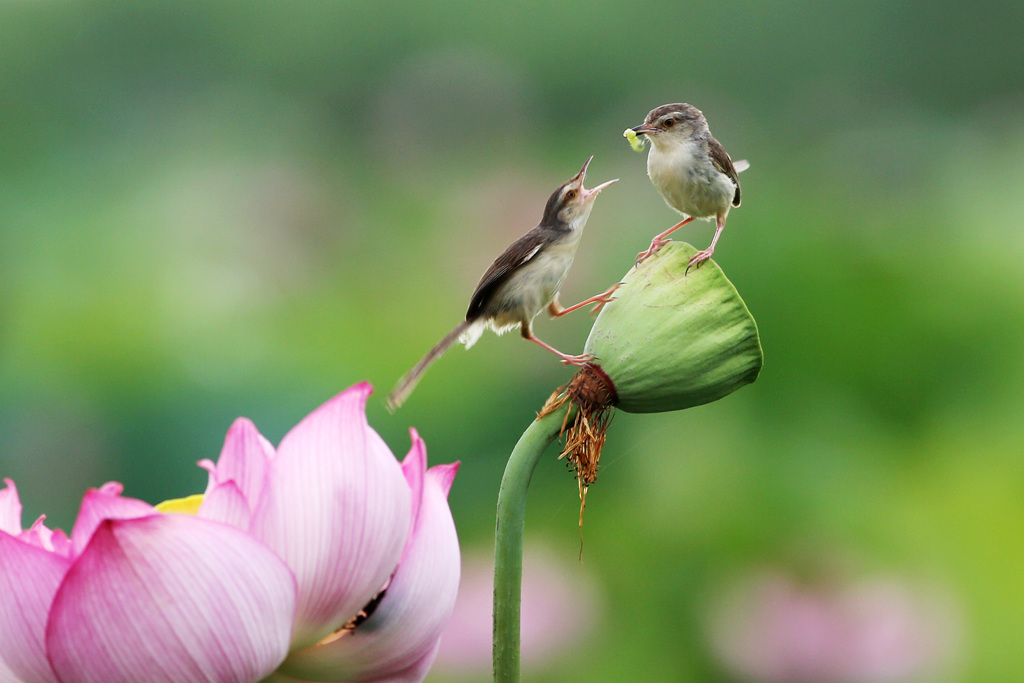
[387,157,618,410]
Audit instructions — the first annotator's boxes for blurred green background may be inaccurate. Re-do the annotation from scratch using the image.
[2,1,1022,681]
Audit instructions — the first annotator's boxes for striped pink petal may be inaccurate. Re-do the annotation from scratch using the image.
[361,640,443,683]
[199,417,274,514]
[69,482,156,558]
[259,642,441,683]
[0,478,23,535]
[249,383,412,649]
[0,531,70,683]
[47,514,296,683]
[20,517,72,557]
[280,433,460,682]
[198,479,252,530]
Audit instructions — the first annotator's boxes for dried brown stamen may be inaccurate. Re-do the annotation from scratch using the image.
[539,363,618,538]
[316,577,392,645]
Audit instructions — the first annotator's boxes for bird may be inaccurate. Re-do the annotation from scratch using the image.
[629,103,748,273]
[386,157,618,411]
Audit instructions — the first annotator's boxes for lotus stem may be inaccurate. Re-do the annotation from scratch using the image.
[492,401,573,682]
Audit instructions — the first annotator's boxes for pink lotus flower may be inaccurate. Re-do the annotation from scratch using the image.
[0,383,460,683]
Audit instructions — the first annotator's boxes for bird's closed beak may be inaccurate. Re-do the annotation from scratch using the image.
[631,123,658,136]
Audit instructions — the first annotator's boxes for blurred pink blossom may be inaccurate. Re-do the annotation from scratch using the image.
[432,546,603,678]
[707,568,961,682]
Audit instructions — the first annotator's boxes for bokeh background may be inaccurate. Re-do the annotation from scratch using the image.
[2,2,1023,681]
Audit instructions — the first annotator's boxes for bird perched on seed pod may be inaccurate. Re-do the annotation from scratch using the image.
[386,157,618,411]
[627,103,748,272]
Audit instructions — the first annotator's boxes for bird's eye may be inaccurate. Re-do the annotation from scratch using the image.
[566,189,577,200]
[664,118,674,127]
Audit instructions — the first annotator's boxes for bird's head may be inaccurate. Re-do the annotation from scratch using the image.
[631,103,708,150]
[541,156,618,230]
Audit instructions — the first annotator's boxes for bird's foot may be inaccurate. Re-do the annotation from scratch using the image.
[589,283,622,315]
[636,239,669,266]
[559,352,595,367]
[685,249,714,275]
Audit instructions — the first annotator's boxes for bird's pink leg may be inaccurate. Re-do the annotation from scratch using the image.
[525,333,593,366]
[548,283,622,318]
[686,215,725,274]
[636,216,695,265]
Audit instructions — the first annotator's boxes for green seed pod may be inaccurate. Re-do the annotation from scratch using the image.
[542,241,762,503]
[584,241,762,413]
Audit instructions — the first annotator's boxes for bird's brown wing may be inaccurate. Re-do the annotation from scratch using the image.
[708,136,742,207]
[465,228,547,320]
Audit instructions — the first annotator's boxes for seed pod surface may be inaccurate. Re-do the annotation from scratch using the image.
[584,242,762,413]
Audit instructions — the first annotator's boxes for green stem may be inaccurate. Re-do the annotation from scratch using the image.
[492,401,573,682]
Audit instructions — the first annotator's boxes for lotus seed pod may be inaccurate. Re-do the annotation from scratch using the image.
[584,242,762,413]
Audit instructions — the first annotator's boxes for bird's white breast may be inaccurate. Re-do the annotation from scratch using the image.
[504,235,578,310]
[486,230,582,331]
[647,139,735,219]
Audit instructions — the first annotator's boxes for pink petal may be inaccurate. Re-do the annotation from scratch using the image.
[262,643,441,683]
[19,516,72,558]
[361,640,442,683]
[0,478,23,535]
[280,448,460,682]
[249,383,412,648]
[401,430,426,527]
[429,462,458,499]
[69,482,156,558]
[0,531,71,683]
[200,417,274,512]
[198,480,252,531]
[47,514,296,683]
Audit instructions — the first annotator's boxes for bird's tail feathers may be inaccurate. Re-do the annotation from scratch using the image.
[459,320,485,349]
[386,320,474,412]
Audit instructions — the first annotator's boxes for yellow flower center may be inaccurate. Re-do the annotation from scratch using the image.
[155,494,204,515]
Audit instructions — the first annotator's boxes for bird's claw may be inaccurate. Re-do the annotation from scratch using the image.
[560,353,595,367]
[685,250,713,275]
[589,283,622,315]
[636,239,669,266]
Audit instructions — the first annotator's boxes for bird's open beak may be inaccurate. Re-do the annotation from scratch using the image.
[575,155,616,199]
[576,155,594,182]
[631,123,658,136]
[583,177,618,200]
